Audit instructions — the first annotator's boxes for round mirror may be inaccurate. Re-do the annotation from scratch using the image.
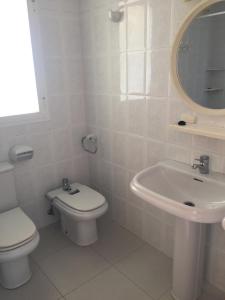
[172,0,225,115]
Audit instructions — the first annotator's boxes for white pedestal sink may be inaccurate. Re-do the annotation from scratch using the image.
[130,160,225,300]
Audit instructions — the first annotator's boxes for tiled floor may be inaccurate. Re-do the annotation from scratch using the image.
[0,219,224,300]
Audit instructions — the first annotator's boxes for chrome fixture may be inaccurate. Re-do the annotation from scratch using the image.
[192,155,210,174]
[62,178,71,191]
[81,134,98,154]
[108,9,124,22]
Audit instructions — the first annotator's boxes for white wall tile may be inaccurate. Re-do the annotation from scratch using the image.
[62,18,81,58]
[80,0,225,291]
[48,95,70,129]
[148,50,170,97]
[147,98,168,141]
[127,52,145,95]
[37,0,60,11]
[146,139,166,167]
[65,59,84,94]
[112,165,129,199]
[112,196,127,228]
[126,204,143,237]
[142,213,162,250]
[39,15,62,58]
[127,135,146,172]
[112,96,129,132]
[30,133,54,166]
[45,59,65,95]
[94,8,110,53]
[127,3,145,51]
[128,99,147,136]
[98,129,112,161]
[147,0,172,50]
[112,132,128,167]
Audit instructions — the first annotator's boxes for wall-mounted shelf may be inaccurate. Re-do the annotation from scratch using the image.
[204,88,223,92]
[170,123,225,140]
[206,68,225,71]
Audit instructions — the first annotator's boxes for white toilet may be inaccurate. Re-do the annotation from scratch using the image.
[0,162,39,289]
[47,183,108,246]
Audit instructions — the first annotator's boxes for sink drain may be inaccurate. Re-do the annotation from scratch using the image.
[184,201,195,207]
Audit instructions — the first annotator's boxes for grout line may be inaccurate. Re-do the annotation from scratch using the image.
[91,239,145,265]
[34,227,113,298]
[113,263,157,300]
[31,242,75,265]
[31,259,64,298]
[158,288,173,300]
[33,252,111,299]
[34,222,169,300]
[63,265,112,298]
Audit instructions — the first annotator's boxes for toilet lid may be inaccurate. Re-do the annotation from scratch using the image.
[54,184,106,212]
[0,207,36,250]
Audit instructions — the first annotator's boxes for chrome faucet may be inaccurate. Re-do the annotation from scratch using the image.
[62,178,71,191]
[192,155,210,174]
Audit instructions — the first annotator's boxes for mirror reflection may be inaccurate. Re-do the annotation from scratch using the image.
[177,1,225,109]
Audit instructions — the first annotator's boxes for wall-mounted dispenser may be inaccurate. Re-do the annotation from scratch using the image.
[9,145,34,162]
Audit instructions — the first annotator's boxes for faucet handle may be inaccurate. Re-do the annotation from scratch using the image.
[62,178,71,191]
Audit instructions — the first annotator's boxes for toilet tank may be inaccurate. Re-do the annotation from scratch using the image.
[0,162,18,213]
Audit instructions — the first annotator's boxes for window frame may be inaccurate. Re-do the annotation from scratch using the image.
[0,0,49,127]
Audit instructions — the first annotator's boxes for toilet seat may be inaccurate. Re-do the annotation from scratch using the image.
[48,183,106,212]
[0,207,37,252]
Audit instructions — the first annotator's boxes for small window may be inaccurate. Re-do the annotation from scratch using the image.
[0,0,48,125]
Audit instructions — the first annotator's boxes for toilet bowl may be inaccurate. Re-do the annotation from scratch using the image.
[0,162,39,289]
[47,183,108,246]
[0,207,39,289]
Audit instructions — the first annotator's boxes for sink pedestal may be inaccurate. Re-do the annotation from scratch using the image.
[172,218,207,300]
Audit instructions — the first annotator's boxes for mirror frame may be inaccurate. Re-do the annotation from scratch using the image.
[171,0,225,116]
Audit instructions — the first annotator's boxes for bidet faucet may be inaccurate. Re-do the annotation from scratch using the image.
[192,155,209,174]
[62,178,71,191]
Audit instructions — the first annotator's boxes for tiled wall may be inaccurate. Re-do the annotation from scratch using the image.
[0,0,89,228]
[79,0,225,292]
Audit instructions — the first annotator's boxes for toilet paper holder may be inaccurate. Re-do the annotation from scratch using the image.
[81,134,98,154]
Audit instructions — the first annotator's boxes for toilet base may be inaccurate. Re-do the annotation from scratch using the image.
[0,256,31,289]
[61,214,98,246]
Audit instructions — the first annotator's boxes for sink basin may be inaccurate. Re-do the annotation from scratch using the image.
[131,160,225,300]
[130,160,225,223]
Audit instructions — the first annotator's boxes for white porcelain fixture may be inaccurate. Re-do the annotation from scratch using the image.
[47,183,108,246]
[170,123,225,141]
[130,160,225,300]
[0,162,39,289]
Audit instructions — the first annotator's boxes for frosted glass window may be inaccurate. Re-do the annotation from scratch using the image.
[0,1,39,118]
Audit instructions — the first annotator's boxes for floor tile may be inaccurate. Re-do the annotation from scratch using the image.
[0,262,60,300]
[32,222,73,263]
[37,245,110,295]
[65,267,153,300]
[159,291,174,300]
[160,283,225,300]
[199,283,225,300]
[115,245,172,299]
[92,220,144,263]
